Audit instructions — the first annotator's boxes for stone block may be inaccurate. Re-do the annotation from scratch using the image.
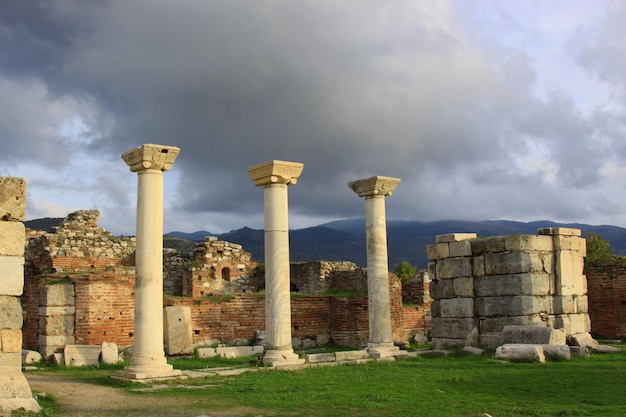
[449,240,472,257]
[0,257,24,296]
[0,367,41,414]
[0,353,21,369]
[197,347,217,358]
[306,353,336,363]
[426,243,449,261]
[64,345,101,367]
[215,346,263,359]
[430,279,454,300]
[479,315,547,333]
[568,313,590,334]
[436,257,472,279]
[569,346,589,357]
[475,296,551,317]
[554,251,585,295]
[0,222,25,256]
[430,300,440,317]
[431,317,476,339]
[453,277,473,297]
[440,298,474,318]
[499,325,556,345]
[472,255,485,276]
[334,350,369,361]
[495,344,545,363]
[436,233,477,243]
[51,353,64,365]
[479,332,501,350]
[567,333,598,349]
[553,235,585,252]
[316,334,330,346]
[541,344,571,361]
[40,284,75,307]
[302,338,316,349]
[163,306,193,355]
[431,338,465,350]
[39,315,74,336]
[38,335,75,348]
[470,237,505,255]
[0,177,26,221]
[0,296,23,329]
[504,234,553,252]
[0,330,21,353]
[460,346,485,356]
[484,252,544,275]
[537,227,581,237]
[21,349,42,365]
[101,342,119,364]
[38,306,76,316]
[474,273,550,297]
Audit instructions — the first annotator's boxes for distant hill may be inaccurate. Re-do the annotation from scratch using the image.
[166,219,626,269]
[24,217,63,232]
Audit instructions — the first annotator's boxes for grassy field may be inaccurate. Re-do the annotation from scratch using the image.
[23,347,626,417]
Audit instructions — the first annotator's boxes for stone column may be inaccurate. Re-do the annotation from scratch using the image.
[117,144,182,380]
[348,176,406,359]
[248,160,305,367]
[0,177,40,414]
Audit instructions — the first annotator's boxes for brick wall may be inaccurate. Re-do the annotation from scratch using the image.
[586,263,626,338]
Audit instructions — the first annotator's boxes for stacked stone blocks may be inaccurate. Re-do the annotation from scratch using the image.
[428,228,589,349]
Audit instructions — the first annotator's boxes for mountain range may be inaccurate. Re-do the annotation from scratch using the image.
[165,218,626,269]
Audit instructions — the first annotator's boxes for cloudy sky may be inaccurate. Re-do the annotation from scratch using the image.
[1,0,625,235]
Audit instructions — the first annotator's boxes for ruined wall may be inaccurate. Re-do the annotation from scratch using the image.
[428,228,589,350]
[585,262,626,338]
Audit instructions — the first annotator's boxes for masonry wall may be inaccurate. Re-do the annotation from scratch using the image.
[585,263,626,338]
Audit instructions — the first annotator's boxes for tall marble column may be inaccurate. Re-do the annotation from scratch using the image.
[348,176,406,359]
[248,160,305,367]
[118,144,182,380]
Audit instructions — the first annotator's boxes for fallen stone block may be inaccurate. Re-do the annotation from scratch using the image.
[64,345,101,367]
[569,346,589,357]
[21,349,42,365]
[460,346,485,356]
[590,345,622,354]
[334,350,369,361]
[163,306,193,355]
[541,344,571,361]
[567,333,598,349]
[101,342,119,364]
[499,325,562,345]
[495,344,545,363]
[196,347,217,358]
[215,346,263,359]
[306,353,336,363]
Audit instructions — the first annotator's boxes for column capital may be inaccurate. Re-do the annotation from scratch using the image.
[248,160,304,187]
[348,176,400,198]
[122,144,180,173]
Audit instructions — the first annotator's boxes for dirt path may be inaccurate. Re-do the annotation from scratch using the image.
[24,372,261,417]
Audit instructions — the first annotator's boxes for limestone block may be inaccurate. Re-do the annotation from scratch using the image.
[0,257,24,296]
[548,315,570,335]
[38,335,75,347]
[541,344,571,361]
[436,233,476,243]
[431,338,465,350]
[436,257,471,279]
[431,317,476,339]
[21,349,42,365]
[475,296,551,317]
[163,306,193,355]
[472,255,486,276]
[449,240,472,257]
[470,237,505,255]
[567,333,598,349]
[101,342,119,364]
[64,345,101,367]
[537,227,581,237]
[0,367,41,414]
[554,251,585,295]
[38,306,76,316]
[215,346,264,359]
[426,243,449,261]
[553,235,585,252]
[484,252,544,275]
[430,279,454,300]
[0,222,25,256]
[568,313,590,334]
[40,284,75,307]
[51,353,64,365]
[495,344,545,363]
[479,315,547,333]
[196,347,217,358]
[478,332,501,350]
[39,315,74,336]
[453,277,474,297]
[302,338,316,349]
[430,300,440,317]
[0,353,21,369]
[440,298,474,318]
[460,346,485,356]
[569,346,589,357]
[474,273,550,297]
[504,234,553,252]
[307,353,336,363]
[575,295,588,313]
[0,330,21,353]
[0,296,23,329]
[499,325,556,345]
[0,177,26,221]
[542,254,554,274]
[334,350,369,361]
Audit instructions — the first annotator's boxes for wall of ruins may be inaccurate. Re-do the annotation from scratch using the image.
[428,228,589,350]
[585,262,626,338]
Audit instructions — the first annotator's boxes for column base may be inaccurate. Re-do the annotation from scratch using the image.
[367,342,408,359]
[114,363,183,381]
[0,367,41,415]
[262,349,305,367]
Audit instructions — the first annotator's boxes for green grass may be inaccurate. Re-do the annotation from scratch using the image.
[28,348,626,417]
